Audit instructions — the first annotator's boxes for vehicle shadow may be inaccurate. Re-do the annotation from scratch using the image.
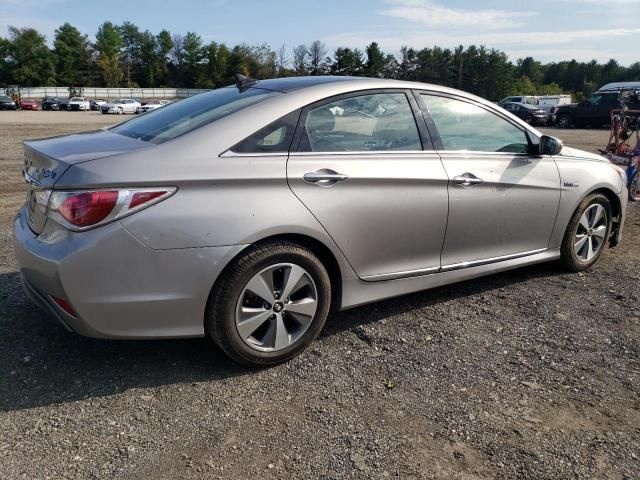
[0,263,564,412]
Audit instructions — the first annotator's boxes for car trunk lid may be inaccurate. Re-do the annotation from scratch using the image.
[23,129,153,234]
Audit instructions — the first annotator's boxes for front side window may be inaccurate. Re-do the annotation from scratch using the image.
[300,92,422,152]
[421,95,529,153]
[111,87,280,144]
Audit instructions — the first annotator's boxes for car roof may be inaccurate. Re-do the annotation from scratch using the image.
[248,76,370,92]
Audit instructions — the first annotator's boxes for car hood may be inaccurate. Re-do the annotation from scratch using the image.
[560,146,607,162]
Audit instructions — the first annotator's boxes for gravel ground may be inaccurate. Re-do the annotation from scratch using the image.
[0,113,638,479]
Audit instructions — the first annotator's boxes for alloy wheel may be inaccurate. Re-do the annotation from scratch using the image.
[235,263,318,352]
[574,203,608,261]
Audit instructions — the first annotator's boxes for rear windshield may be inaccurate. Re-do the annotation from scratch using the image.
[110,87,280,144]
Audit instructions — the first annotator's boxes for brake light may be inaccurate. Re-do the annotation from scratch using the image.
[49,187,176,231]
[59,191,119,227]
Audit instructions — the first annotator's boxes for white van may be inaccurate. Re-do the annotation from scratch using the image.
[537,95,573,119]
[498,95,539,106]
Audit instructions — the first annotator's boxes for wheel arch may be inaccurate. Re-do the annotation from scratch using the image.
[206,233,344,323]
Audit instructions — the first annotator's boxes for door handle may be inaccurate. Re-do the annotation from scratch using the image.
[303,169,349,186]
[452,173,483,187]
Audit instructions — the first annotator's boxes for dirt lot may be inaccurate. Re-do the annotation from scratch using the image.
[0,112,638,479]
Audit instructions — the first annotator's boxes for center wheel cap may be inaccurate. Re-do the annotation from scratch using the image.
[273,302,284,313]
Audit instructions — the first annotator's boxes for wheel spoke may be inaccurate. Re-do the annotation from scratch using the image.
[591,225,607,239]
[236,309,272,340]
[574,234,588,252]
[586,236,594,260]
[273,314,290,350]
[245,271,275,303]
[281,265,308,300]
[286,298,317,325]
[579,212,590,232]
[592,204,604,227]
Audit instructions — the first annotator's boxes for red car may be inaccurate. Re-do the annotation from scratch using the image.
[20,100,38,110]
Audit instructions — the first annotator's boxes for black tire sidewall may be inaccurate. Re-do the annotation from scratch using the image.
[558,114,572,128]
[208,243,331,366]
[561,194,612,271]
[629,171,640,202]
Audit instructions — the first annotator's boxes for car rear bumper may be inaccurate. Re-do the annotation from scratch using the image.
[13,206,247,339]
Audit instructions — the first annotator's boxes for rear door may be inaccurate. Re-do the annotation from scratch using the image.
[417,92,561,268]
[287,90,449,280]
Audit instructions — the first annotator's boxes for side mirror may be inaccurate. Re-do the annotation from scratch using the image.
[539,135,563,156]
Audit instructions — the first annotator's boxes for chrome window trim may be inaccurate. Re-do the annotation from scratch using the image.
[220,150,288,158]
[289,150,440,157]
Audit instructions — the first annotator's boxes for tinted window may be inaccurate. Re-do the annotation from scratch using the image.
[588,93,617,106]
[231,110,300,154]
[111,87,279,144]
[300,93,422,152]
[421,95,529,153]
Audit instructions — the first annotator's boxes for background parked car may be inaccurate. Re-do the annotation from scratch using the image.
[19,99,38,110]
[139,99,172,113]
[554,90,640,128]
[67,97,90,111]
[100,98,142,114]
[498,95,539,106]
[41,97,64,111]
[501,102,549,125]
[90,99,107,111]
[0,95,18,110]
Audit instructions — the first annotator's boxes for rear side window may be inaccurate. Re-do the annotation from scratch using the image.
[422,95,529,153]
[111,87,280,144]
[299,92,422,152]
[231,110,301,154]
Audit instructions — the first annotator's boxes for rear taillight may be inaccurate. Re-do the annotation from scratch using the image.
[58,190,119,227]
[48,187,176,231]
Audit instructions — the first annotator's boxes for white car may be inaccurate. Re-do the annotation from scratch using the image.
[100,99,142,115]
[139,100,172,113]
[66,97,90,111]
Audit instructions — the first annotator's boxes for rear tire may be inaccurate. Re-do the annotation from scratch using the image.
[560,193,612,271]
[206,241,331,367]
[556,113,573,128]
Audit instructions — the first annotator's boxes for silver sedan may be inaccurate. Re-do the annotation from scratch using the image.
[14,76,627,366]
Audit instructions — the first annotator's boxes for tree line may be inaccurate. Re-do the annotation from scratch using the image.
[1,22,639,101]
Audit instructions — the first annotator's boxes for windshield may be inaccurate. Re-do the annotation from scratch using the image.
[110,87,280,144]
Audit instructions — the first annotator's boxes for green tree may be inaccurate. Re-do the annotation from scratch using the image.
[182,32,204,86]
[365,42,385,77]
[118,21,141,87]
[331,47,364,76]
[53,23,90,86]
[95,21,122,86]
[5,26,55,86]
[155,30,173,85]
[308,40,328,75]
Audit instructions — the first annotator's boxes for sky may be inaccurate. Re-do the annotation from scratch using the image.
[1,0,639,65]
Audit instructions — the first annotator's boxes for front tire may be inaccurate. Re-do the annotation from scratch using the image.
[206,241,331,367]
[560,193,612,271]
[556,113,573,128]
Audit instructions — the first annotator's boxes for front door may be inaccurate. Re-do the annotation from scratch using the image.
[418,93,561,268]
[287,90,449,280]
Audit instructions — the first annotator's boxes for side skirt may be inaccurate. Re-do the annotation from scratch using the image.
[340,249,560,310]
